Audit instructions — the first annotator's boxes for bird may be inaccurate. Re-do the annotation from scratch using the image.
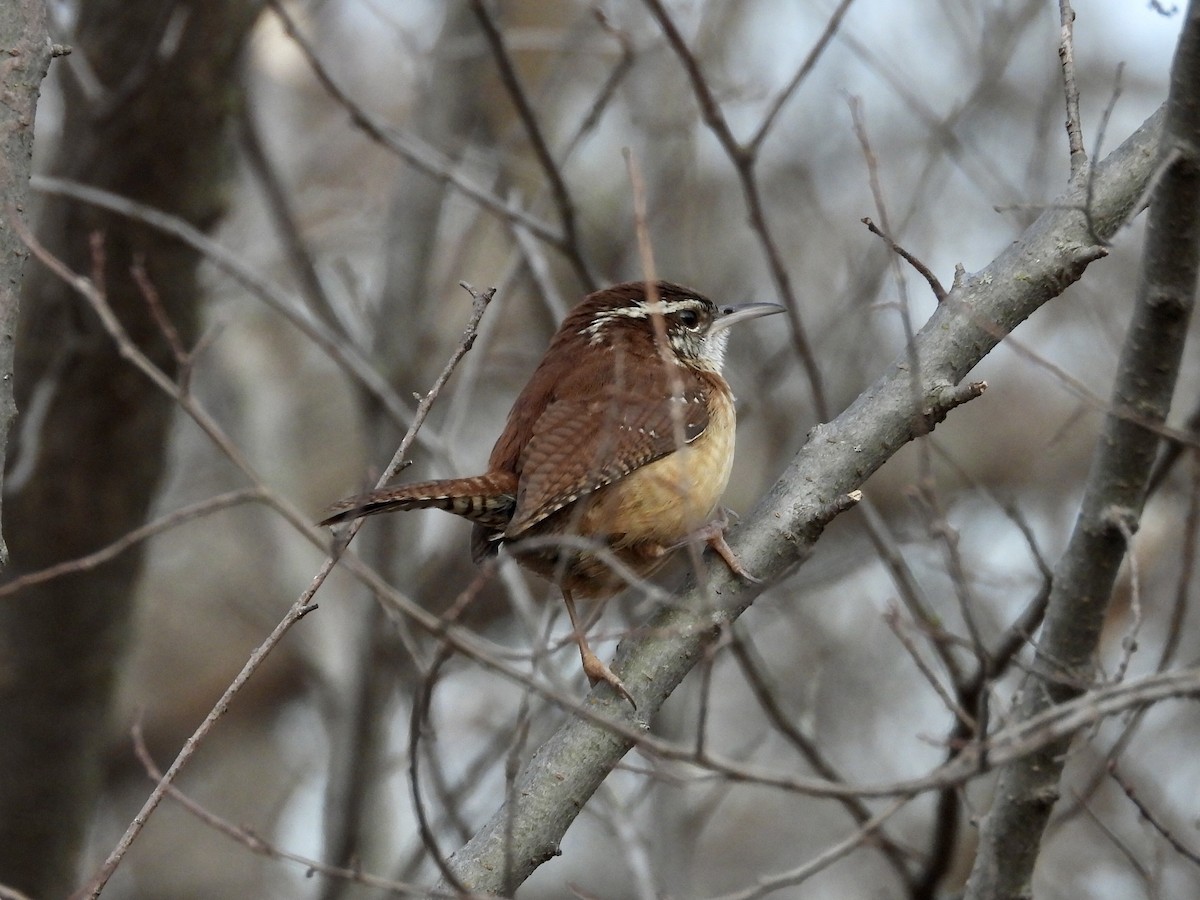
[320,281,783,706]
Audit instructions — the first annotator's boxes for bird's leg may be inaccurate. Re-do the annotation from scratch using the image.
[667,508,762,584]
[562,589,636,708]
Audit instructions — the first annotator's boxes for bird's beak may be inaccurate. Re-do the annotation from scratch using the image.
[709,302,786,333]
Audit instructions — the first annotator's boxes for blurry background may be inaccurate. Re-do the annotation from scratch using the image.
[3,1,1196,897]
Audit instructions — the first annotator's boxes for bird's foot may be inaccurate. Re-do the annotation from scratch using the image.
[580,647,636,709]
[669,514,762,584]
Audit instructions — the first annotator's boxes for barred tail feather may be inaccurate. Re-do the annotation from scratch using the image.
[317,473,517,529]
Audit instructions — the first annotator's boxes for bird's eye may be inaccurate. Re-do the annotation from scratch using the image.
[677,309,701,329]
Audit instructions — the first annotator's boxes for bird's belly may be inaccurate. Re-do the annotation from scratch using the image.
[582,391,736,546]
[508,390,737,598]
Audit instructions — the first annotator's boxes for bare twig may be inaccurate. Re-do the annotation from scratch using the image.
[468,0,596,291]
[1081,62,1127,245]
[860,217,948,303]
[236,102,344,335]
[1058,0,1088,176]
[883,606,976,730]
[748,0,858,153]
[1109,763,1200,870]
[408,566,498,894]
[129,721,442,895]
[705,798,911,900]
[641,0,829,419]
[858,497,966,686]
[262,0,569,254]
[0,489,263,599]
[31,175,443,450]
[728,627,917,887]
[129,254,188,369]
[561,11,636,159]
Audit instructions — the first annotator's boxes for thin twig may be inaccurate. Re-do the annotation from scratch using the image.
[728,627,918,886]
[331,282,496,548]
[263,0,568,253]
[640,0,829,419]
[129,254,188,369]
[236,101,344,335]
[1109,763,1200,870]
[749,0,858,153]
[705,797,911,900]
[858,497,966,686]
[129,722,441,896]
[1081,62,1127,245]
[884,606,976,730]
[860,217,948,303]
[1058,0,1088,176]
[408,567,498,894]
[31,175,443,450]
[561,11,636,159]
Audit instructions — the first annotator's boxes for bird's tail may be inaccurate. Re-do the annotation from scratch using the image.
[317,472,518,529]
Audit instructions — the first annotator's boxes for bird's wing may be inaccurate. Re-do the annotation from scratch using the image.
[505,380,710,537]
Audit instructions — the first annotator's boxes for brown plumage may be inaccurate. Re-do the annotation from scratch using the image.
[320,281,782,705]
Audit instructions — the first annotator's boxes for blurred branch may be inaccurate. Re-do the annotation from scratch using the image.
[965,5,1200,896]
[839,26,1027,203]
[236,102,343,335]
[748,0,857,153]
[31,175,442,451]
[0,884,34,900]
[438,104,1169,893]
[0,488,264,598]
[128,721,441,896]
[728,627,918,889]
[468,0,597,291]
[407,568,499,893]
[561,11,636,159]
[706,797,909,900]
[262,0,574,259]
[1108,763,1200,870]
[641,0,832,420]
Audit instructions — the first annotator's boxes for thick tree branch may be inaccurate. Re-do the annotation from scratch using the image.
[439,104,1168,893]
[964,4,1200,897]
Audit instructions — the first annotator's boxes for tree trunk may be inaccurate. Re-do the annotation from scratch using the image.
[0,0,53,565]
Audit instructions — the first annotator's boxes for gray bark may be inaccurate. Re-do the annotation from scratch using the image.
[0,0,53,566]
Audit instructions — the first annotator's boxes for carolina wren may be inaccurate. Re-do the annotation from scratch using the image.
[321,281,782,705]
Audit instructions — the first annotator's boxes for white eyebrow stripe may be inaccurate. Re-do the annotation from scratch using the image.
[580,298,704,339]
